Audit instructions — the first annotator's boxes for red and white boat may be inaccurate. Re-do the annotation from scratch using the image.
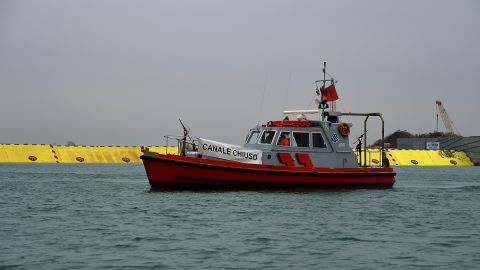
[141,63,395,189]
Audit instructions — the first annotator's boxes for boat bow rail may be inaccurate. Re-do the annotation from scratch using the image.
[325,111,387,167]
[162,135,199,155]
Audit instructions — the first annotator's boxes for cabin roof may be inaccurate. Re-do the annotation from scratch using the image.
[260,120,324,128]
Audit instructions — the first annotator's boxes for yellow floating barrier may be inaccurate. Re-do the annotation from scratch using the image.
[389,149,434,166]
[52,146,177,163]
[52,146,143,164]
[424,150,473,166]
[0,144,58,163]
[356,149,474,166]
[145,146,178,155]
[0,144,176,163]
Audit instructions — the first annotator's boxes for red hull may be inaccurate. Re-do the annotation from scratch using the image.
[141,153,396,190]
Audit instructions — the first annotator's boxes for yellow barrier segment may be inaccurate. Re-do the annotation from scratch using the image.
[0,144,177,163]
[146,146,178,155]
[425,150,473,166]
[384,150,404,166]
[394,149,435,166]
[0,144,58,163]
[354,148,383,166]
[52,146,144,163]
[356,149,474,166]
[51,145,177,163]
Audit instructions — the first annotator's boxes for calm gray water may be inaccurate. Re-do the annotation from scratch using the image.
[1,164,480,270]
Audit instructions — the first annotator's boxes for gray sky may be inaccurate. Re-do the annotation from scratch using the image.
[1,0,479,146]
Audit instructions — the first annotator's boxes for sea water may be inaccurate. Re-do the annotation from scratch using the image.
[1,164,479,269]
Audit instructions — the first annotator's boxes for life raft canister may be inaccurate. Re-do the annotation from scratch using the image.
[338,122,350,137]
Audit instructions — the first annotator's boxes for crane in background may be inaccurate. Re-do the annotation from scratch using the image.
[436,100,461,136]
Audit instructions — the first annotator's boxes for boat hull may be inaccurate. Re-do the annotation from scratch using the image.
[141,153,396,190]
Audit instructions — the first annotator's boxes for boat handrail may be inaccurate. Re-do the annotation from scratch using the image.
[164,135,200,155]
[322,111,387,168]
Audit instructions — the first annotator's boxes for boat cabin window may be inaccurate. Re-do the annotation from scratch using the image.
[292,132,309,148]
[276,131,291,147]
[312,132,326,148]
[259,130,276,144]
[246,130,261,144]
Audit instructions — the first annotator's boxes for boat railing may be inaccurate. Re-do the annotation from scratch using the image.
[164,135,199,155]
[324,111,388,167]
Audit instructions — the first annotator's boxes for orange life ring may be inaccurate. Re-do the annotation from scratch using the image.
[338,123,350,137]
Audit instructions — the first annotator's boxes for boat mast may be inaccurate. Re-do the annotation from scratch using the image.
[322,62,326,120]
[316,62,337,121]
[317,62,330,121]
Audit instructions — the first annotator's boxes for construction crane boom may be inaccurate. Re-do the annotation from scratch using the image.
[435,100,460,136]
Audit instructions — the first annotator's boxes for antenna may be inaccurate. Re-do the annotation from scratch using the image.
[257,72,269,125]
[322,62,326,120]
[178,118,189,156]
[315,62,334,120]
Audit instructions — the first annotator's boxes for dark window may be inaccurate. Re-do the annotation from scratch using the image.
[312,133,326,148]
[293,132,309,147]
[260,131,276,144]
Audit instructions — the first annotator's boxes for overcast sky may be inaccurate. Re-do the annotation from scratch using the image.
[1,0,479,146]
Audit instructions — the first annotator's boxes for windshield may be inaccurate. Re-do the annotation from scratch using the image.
[246,130,261,144]
[259,130,276,144]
